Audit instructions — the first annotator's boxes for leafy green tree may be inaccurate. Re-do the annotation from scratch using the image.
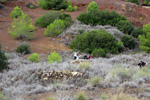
[91,48,106,57]
[28,53,39,62]
[10,6,23,18]
[48,51,61,63]
[143,23,150,33]
[126,0,139,5]
[87,1,99,13]
[9,13,35,40]
[0,45,8,71]
[44,18,65,37]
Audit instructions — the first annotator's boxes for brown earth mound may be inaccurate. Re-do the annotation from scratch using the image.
[0,0,150,53]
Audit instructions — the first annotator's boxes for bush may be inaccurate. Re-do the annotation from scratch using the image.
[77,10,127,26]
[138,33,150,53]
[143,23,150,33]
[70,30,120,54]
[37,0,67,10]
[44,18,65,37]
[10,6,23,19]
[28,53,39,62]
[45,96,55,100]
[74,6,78,11]
[76,92,89,100]
[66,5,74,12]
[116,20,134,35]
[117,40,124,52]
[144,0,150,6]
[34,11,72,28]
[90,76,101,85]
[87,1,99,13]
[121,35,136,49]
[131,28,146,38]
[133,67,150,79]
[0,45,8,71]
[16,43,31,54]
[30,5,34,9]
[48,51,61,63]
[91,48,106,57]
[126,0,139,5]
[79,62,91,70]
[9,13,34,40]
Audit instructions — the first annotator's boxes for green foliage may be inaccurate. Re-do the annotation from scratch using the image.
[37,0,67,10]
[10,6,23,18]
[66,5,74,12]
[60,9,64,12]
[144,0,150,5]
[48,51,61,63]
[133,67,150,79]
[116,20,134,35]
[77,10,127,26]
[79,62,91,70]
[74,6,78,11]
[0,45,8,71]
[45,96,55,100]
[34,11,62,28]
[44,18,65,37]
[76,92,89,100]
[143,23,150,33]
[28,53,39,62]
[87,1,99,13]
[131,28,146,38]
[34,11,72,28]
[78,29,85,34]
[121,35,136,49]
[101,94,108,100]
[138,32,150,53]
[140,17,143,20]
[90,76,101,85]
[9,13,34,40]
[16,43,31,54]
[91,48,106,57]
[117,40,124,52]
[70,30,120,54]
[126,0,139,5]
[29,5,34,9]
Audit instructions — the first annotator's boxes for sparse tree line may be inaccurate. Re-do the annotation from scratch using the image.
[1,0,150,71]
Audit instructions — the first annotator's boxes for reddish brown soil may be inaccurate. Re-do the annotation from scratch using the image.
[0,0,150,53]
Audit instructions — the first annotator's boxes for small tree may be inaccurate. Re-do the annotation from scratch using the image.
[144,0,150,5]
[16,43,31,54]
[44,18,65,37]
[87,1,99,13]
[48,51,61,63]
[143,23,150,33]
[9,13,35,40]
[10,6,23,19]
[0,45,8,71]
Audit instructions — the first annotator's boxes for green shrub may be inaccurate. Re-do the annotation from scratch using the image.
[117,40,124,52]
[10,6,23,19]
[70,30,119,54]
[45,96,55,100]
[37,0,67,10]
[28,53,39,62]
[131,28,146,38]
[90,76,101,85]
[116,20,134,35]
[9,13,34,40]
[76,92,89,100]
[133,67,150,79]
[144,0,150,6]
[66,5,74,12]
[138,32,150,53]
[44,18,65,37]
[121,35,136,49]
[60,9,64,12]
[74,6,78,11]
[87,1,99,13]
[48,51,61,63]
[77,10,127,26]
[143,23,150,33]
[34,11,72,28]
[91,48,106,57]
[80,62,91,70]
[101,94,108,100]
[126,0,139,5]
[34,11,62,28]
[29,5,34,9]
[16,43,31,54]
[0,45,8,71]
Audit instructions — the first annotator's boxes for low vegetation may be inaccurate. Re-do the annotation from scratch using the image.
[91,48,106,57]
[126,0,139,5]
[16,43,31,54]
[87,1,99,13]
[48,51,61,63]
[28,53,39,62]
[90,76,101,86]
[0,45,8,71]
[76,92,89,100]
[79,62,91,70]
[144,0,150,6]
